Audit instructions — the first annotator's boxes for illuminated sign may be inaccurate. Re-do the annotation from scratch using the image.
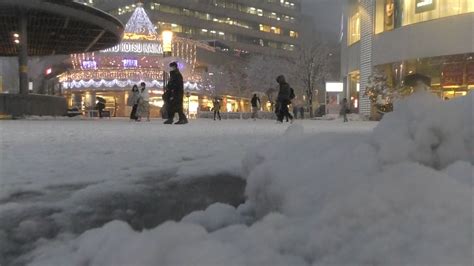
[82,60,97,70]
[415,0,436,13]
[326,82,343,92]
[101,41,163,55]
[122,59,138,69]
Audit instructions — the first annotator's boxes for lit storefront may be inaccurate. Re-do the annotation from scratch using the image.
[374,53,474,99]
[347,71,360,111]
[342,0,473,117]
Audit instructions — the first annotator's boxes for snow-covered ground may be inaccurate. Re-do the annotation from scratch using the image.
[0,118,373,197]
[1,92,473,266]
[0,117,374,265]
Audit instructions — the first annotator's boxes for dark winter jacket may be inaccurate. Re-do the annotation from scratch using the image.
[277,82,291,103]
[251,96,261,107]
[167,69,184,103]
[212,99,221,111]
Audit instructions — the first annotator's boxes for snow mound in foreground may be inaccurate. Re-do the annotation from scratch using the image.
[26,93,473,266]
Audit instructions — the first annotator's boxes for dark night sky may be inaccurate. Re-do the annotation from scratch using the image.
[302,0,345,41]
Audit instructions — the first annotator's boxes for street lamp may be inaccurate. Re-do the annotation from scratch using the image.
[161,30,173,90]
[162,30,173,55]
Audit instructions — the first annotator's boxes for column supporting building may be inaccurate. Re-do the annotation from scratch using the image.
[358,0,374,117]
[18,12,29,95]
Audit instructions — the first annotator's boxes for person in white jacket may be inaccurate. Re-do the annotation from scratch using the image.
[136,82,150,122]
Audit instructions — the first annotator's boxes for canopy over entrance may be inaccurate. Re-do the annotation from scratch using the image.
[0,0,124,95]
[0,0,123,56]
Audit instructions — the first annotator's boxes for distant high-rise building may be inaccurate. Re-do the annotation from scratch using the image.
[80,0,302,56]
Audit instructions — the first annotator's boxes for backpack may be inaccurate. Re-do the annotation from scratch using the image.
[289,88,295,100]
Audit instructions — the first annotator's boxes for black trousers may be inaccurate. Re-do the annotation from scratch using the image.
[214,110,221,120]
[130,104,138,120]
[168,101,187,121]
[277,101,293,122]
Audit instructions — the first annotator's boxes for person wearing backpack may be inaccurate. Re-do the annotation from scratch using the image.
[251,94,261,121]
[276,75,294,123]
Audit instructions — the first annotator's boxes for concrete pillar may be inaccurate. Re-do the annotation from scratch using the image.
[18,12,28,95]
[359,0,375,117]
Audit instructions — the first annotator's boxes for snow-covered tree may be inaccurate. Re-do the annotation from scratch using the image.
[293,39,332,117]
[200,62,246,95]
[200,65,231,96]
[364,71,418,114]
[244,55,294,110]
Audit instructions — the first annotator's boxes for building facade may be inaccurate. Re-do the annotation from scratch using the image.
[79,0,301,56]
[341,0,474,116]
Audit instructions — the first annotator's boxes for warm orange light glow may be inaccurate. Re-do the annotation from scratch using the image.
[162,30,173,53]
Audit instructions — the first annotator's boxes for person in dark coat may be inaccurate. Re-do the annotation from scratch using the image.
[212,97,222,120]
[276,75,293,123]
[95,98,106,118]
[293,104,298,120]
[164,62,188,125]
[340,98,349,122]
[128,85,140,120]
[251,94,261,120]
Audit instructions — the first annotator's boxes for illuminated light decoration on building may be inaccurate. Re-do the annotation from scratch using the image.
[123,2,157,36]
[81,60,97,69]
[61,4,215,89]
[58,4,245,117]
[102,42,163,54]
[122,59,138,68]
[62,79,201,90]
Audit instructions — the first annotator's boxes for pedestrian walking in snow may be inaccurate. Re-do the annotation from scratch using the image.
[251,94,261,121]
[212,97,222,120]
[293,104,298,120]
[340,98,349,122]
[136,82,150,122]
[299,106,305,119]
[276,75,293,123]
[127,85,140,120]
[95,97,106,118]
[164,62,188,125]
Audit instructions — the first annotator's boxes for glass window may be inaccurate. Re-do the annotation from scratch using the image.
[375,0,474,34]
[348,8,361,45]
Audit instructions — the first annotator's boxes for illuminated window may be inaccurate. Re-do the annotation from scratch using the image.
[348,9,361,45]
[375,0,474,34]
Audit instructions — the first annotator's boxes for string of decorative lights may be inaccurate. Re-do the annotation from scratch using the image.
[64,4,214,91]
[63,79,202,90]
